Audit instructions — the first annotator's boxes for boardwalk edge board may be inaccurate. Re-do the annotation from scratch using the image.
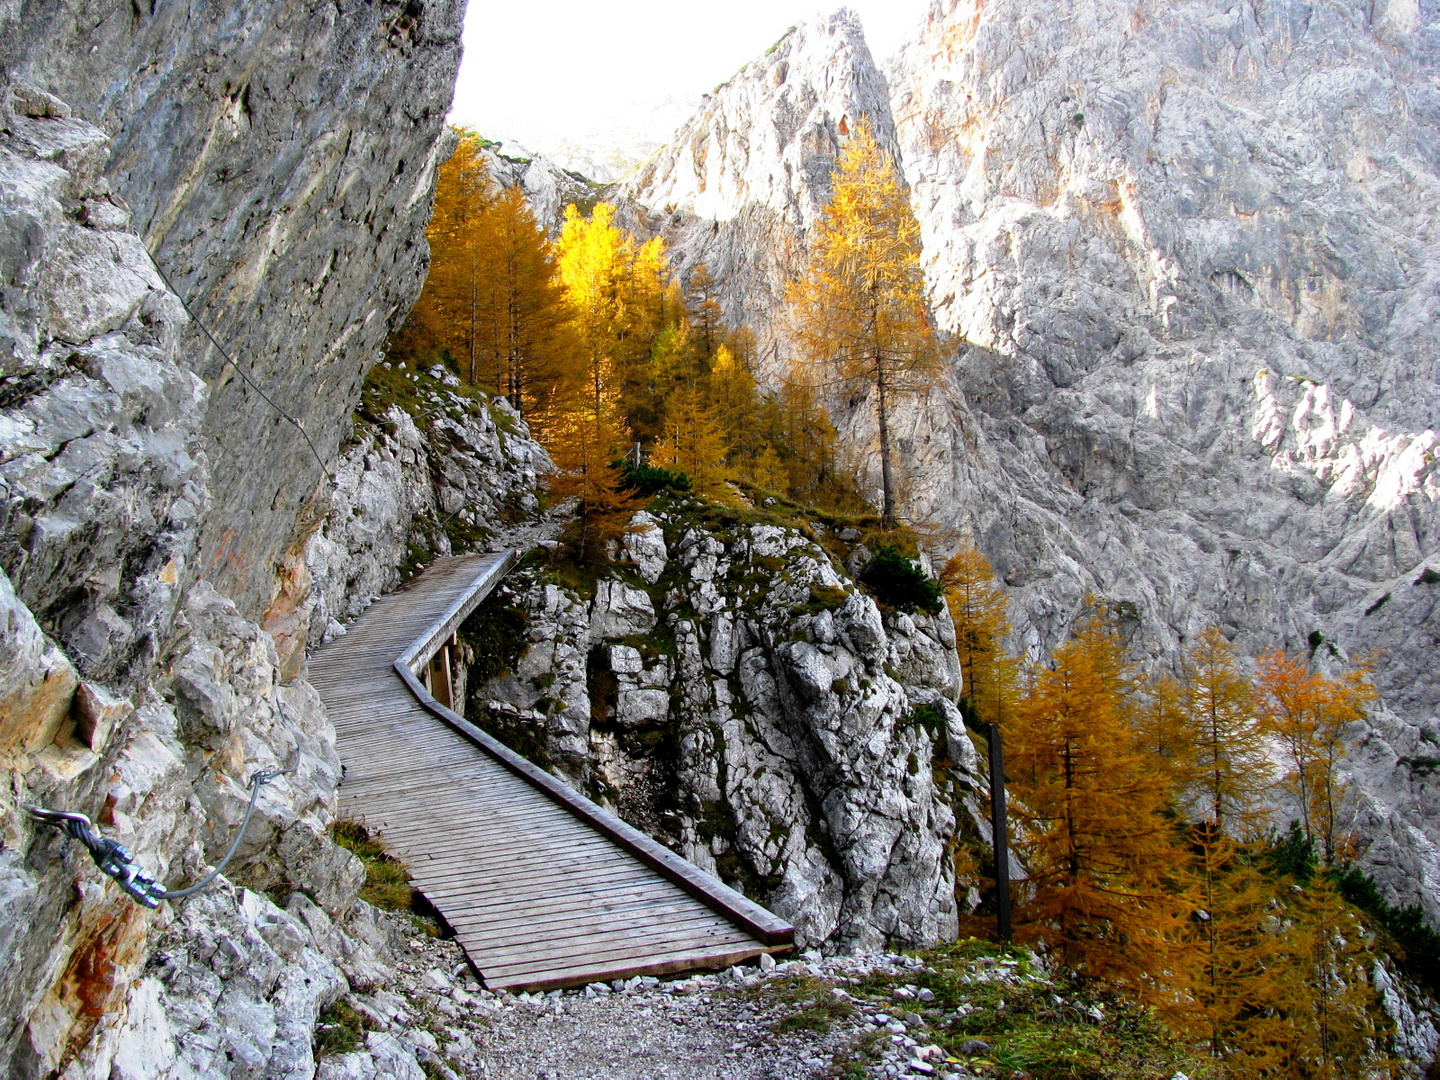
[395,549,519,676]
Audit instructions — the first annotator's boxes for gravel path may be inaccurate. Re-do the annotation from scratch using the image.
[318,927,967,1080]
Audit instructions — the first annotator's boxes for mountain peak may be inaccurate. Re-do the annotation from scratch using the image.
[623,8,893,229]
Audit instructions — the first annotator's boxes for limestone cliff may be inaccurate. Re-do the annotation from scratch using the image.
[471,505,982,953]
[482,143,604,233]
[2,0,465,627]
[618,11,896,382]
[0,1,477,1070]
[304,363,550,654]
[622,0,1440,928]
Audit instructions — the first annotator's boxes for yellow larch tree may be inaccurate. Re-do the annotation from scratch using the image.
[1270,877,1396,1079]
[1179,826,1294,1072]
[551,202,652,560]
[405,129,494,374]
[787,118,941,527]
[1008,613,1189,996]
[775,373,845,507]
[470,185,577,435]
[1183,627,1270,836]
[554,202,672,448]
[1257,650,1375,862]
[1135,671,1196,800]
[653,383,731,502]
[545,379,642,564]
[685,262,725,371]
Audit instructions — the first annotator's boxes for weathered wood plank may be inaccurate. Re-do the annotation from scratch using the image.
[481,936,766,982]
[461,911,744,954]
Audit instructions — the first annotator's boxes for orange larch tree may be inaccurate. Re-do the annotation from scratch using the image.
[1008,612,1189,995]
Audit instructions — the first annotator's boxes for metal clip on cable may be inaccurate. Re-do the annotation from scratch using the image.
[23,807,167,908]
[24,765,289,908]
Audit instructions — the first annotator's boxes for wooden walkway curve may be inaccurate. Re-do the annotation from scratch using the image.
[308,551,793,990]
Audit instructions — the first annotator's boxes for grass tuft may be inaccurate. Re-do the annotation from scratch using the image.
[330,819,421,912]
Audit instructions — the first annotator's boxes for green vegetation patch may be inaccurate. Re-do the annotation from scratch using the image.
[756,974,857,1035]
[858,544,944,614]
[357,353,491,430]
[618,460,692,496]
[314,998,375,1057]
[329,820,419,913]
[839,940,1203,1079]
[458,598,529,685]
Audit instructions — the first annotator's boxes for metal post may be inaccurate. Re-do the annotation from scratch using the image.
[987,722,1012,942]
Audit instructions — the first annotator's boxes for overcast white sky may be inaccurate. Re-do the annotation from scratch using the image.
[450,2,929,176]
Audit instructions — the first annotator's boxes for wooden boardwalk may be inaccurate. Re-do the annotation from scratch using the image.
[309,552,793,990]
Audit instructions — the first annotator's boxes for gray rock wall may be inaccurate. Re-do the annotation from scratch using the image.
[0,1,477,1069]
[1,0,465,624]
[304,371,550,651]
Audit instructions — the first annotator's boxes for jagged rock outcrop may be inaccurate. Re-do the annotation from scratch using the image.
[623,0,1440,930]
[618,11,896,381]
[474,506,982,952]
[483,144,603,233]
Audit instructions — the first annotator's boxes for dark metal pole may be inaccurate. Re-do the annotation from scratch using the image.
[987,722,1012,942]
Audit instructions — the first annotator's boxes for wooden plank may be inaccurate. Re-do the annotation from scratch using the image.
[483,947,763,992]
[425,882,682,922]
[477,925,760,973]
[390,829,617,859]
[425,879,682,920]
[444,895,720,939]
[477,914,755,959]
[479,934,766,983]
[409,858,657,892]
[480,936,765,983]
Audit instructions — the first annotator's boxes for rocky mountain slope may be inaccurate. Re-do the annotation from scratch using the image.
[0,75,545,1070]
[2,0,465,626]
[482,143,602,233]
[621,0,1440,924]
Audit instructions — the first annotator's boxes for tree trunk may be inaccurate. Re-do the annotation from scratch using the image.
[875,349,895,528]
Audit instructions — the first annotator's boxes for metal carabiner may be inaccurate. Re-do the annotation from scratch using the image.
[24,805,165,908]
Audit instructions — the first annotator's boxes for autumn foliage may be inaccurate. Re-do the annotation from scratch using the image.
[788,119,940,527]
[944,547,1397,1075]
[392,128,881,558]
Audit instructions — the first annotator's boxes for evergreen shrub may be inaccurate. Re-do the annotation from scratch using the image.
[618,460,692,496]
[858,545,943,614]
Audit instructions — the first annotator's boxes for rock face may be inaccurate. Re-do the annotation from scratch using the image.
[483,144,603,233]
[1,0,465,622]
[623,1,1440,926]
[304,368,549,651]
[0,87,538,1072]
[0,4,476,1070]
[0,90,203,691]
[474,506,982,952]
